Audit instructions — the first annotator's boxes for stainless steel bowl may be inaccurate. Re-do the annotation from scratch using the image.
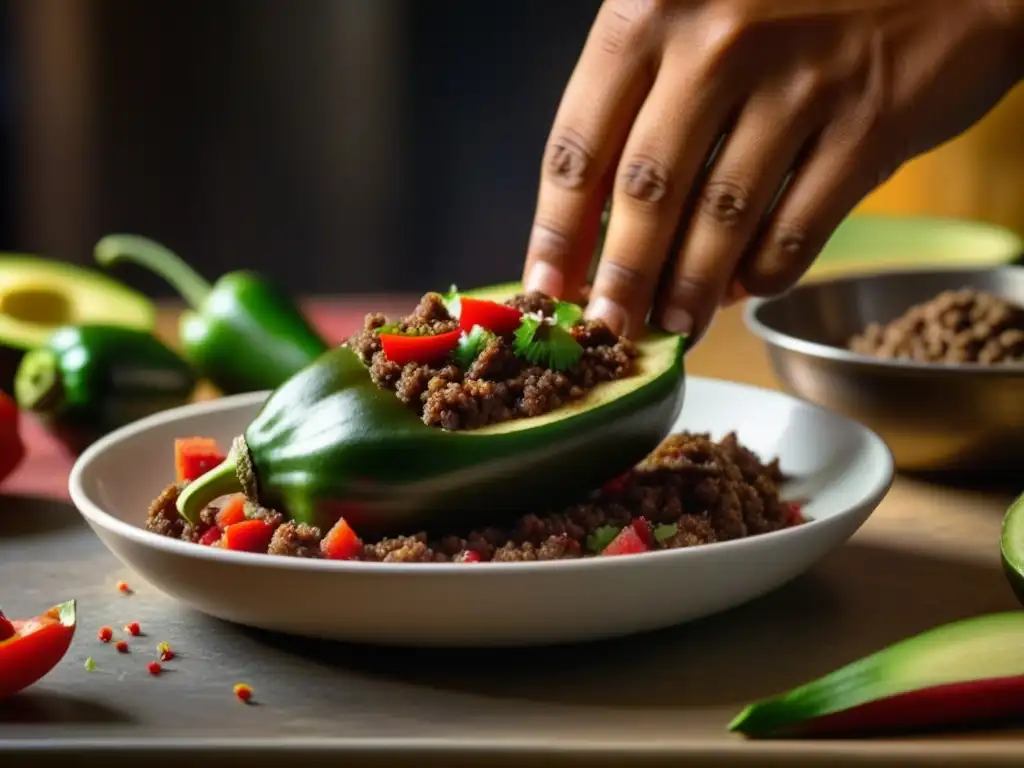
[744,266,1024,474]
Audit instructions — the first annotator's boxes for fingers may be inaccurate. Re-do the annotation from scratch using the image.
[654,75,826,339]
[522,1,659,303]
[736,130,894,298]
[585,41,741,337]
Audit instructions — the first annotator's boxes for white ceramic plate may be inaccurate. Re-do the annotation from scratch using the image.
[69,377,893,647]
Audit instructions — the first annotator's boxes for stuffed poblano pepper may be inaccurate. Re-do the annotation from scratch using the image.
[93,234,330,395]
[14,324,197,451]
[176,283,686,538]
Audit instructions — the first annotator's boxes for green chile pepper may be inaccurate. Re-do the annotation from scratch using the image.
[176,284,686,538]
[14,324,197,450]
[93,234,330,395]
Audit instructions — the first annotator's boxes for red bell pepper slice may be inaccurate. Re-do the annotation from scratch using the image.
[602,524,649,556]
[0,391,25,488]
[215,494,247,529]
[199,526,223,546]
[0,599,77,700]
[321,518,363,560]
[222,519,275,553]
[379,329,462,366]
[175,437,225,483]
[631,518,655,548]
[457,298,523,335]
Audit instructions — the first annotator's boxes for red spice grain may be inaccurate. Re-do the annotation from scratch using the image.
[233,682,253,703]
[147,661,162,676]
[116,580,131,594]
[115,640,129,653]
[125,621,141,636]
[97,626,113,643]
[157,641,175,662]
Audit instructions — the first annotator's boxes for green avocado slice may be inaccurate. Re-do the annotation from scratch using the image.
[0,255,156,391]
[1000,491,1024,604]
[176,282,686,537]
[729,611,1024,738]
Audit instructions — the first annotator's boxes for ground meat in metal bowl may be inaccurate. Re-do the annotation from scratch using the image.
[344,291,638,430]
[146,431,805,562]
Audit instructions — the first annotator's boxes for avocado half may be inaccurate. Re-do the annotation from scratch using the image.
[0,255,156,392]
[1000,491,1024,604]
[729,611,1024,738]
[176,281,687,537]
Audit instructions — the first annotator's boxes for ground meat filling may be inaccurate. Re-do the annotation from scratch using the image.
[345,291,638,430]
[145,431,804,562]
[848,288,1024,364]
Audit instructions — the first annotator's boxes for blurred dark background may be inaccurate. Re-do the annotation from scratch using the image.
[0,0,601,299]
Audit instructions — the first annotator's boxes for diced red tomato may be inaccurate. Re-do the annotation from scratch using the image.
[601,472,632,495]
[457,297,523,335]
[321,518,363,560]
[222,520,275,553]
[631,517,654,548]
[379,330,462,365]
[601,525,649,556]
[199,526,223,546]
[459,550,482,563]
[175,437,225,483]
[215,494,247,529]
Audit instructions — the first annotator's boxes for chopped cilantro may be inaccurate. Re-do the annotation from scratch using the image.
[586,524,622,554]
[553,300,583,329]
[653,523,678,544]
[453,325,494,368]
[513,316,583,371]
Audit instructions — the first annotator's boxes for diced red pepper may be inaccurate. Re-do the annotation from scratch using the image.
[601,525,649,556]
[457,297,523,335]
[175,437,225,483]
[459,550,483,563]
[379,329,462,365]
[222,519,275,553]
[321,518,363,560]
[0,391,24,488]
[199,526,223,546]
[216,494,247,529]
[0,611,14,643]
[0,599,77,700]
[631,517,654,548]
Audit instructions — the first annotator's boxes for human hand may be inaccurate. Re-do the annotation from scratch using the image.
[522,0,1024,341]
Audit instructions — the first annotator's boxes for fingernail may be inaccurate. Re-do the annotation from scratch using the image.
[660,307,694,335]
[586,296,629,336]
[525,261,564,297]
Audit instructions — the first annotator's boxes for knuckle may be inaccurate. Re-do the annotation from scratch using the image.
[741,224,818,296]
[596,258,657,296]
[544,130,595,190]
[598,0,663,55]
[620,155,672,206]
[699,179,752,228]
[529,220,574,257]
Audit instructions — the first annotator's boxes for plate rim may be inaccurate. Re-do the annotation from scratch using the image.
[68,376,895,576]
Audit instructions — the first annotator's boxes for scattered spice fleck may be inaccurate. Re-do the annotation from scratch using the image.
[116,580,131,594]
[97,626,113,643]
[125,621,141,636]
[233,683,254,703]
[147,661,162,676]
[84,657,96,672]
[157,642,175,661]
[115,640,129,653]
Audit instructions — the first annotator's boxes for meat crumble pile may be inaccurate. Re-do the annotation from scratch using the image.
[345,291,638,430]
[848,288,1024,364]
[146,431,805,563]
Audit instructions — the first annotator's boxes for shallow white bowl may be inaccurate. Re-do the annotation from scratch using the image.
[69,377,893,647]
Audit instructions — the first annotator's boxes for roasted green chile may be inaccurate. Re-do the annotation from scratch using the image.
[94,234,330,395]
[176,283,686,538]
[14,324,197,450]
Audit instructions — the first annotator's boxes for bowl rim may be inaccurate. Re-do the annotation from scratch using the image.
[68,378,894,576]
[744,265,1024,375]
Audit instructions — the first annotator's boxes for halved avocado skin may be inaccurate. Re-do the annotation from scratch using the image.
[244,282,686,537]
[1000,491,1024,605]
[0,256,156,392]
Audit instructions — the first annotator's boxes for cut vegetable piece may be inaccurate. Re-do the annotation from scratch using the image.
[1000,492,1024,604]
[222,520,275,553]
[379,329,462,365]
[0,599,77,700]
[321,518,363,560]
[601,525,649,556]
[176,282,686,539]
[457,297,522,335]
[175,437,223,483]
[729,612,1024,738]
[216,494,247,529]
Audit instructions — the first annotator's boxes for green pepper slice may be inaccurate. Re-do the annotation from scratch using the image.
[93,235,330,395]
